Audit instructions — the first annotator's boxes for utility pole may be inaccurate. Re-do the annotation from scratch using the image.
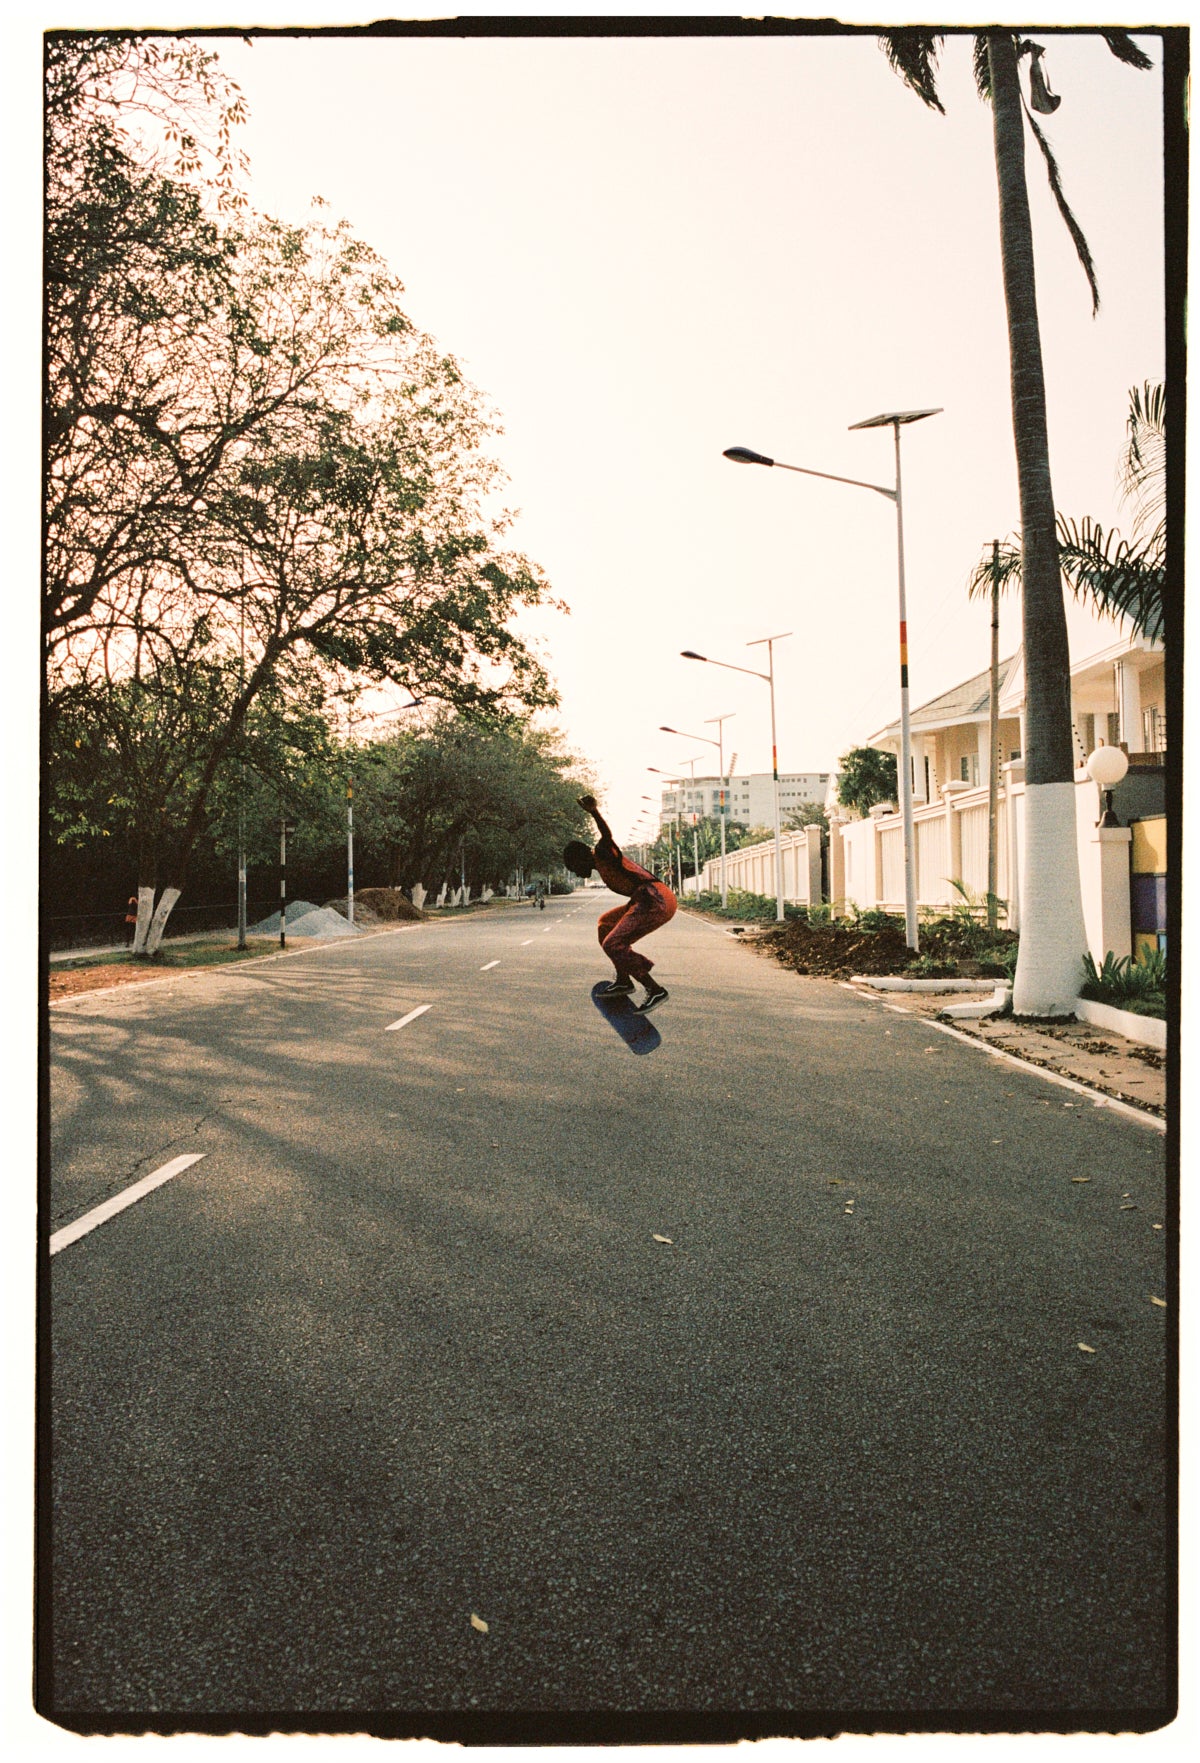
[279,817,296,949]
[986,539,1001,933]
[347,771,355,925]
[237,594,247,950]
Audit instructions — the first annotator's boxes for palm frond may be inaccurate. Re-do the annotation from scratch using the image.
[1023,105,1100,314]
[879,31,945,113]
[1056,513,1164,641]
[967,515,1165,642]
[971,33,992,100]
[1101,31,1154,71]
[966,538,1022,600]
[1120,381,1166,546]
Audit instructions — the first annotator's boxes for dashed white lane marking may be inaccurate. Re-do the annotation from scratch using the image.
[520,939,534,946]
[50,1153,206,1256]
[385,1004,432,1032]
[480,960,500,971]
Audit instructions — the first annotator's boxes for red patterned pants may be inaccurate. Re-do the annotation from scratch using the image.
[597,882,677,983]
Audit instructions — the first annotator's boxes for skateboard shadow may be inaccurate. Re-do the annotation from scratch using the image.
[590,982,663,1056]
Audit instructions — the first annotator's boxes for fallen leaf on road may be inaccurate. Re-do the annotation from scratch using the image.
[1071,1177,1091,1184]
[1150,1296,1166,1308]
[1120,1204,1138,1211]
[652,1234,673,1244]
[1063,1103,1076,1108]
[991,1139,1003,1144]
[1152,1224,1163,1231]
[1078,1343,1096,1353]
[470,1613,489,1633]
[828,1179,842,1186]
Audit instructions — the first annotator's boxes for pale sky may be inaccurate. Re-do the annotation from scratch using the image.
[198,20,1166,843]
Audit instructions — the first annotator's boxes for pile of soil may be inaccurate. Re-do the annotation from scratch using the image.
[327,888,426,923]
[749,919,912,978]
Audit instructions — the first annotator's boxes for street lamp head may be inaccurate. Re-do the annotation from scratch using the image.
[848,408,943,431]
[680,650,706,662]
[722,446,776,467]
[659,725,680,735]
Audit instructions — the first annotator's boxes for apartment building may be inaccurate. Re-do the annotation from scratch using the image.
[659,771,831,829]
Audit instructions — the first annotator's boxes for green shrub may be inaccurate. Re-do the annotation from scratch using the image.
[685,888,808,922]
[1079,949,1166,1017]
[906,952,959,978]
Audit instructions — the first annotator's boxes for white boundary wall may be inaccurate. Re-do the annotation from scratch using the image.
[694,824,822,904]
[831,764,1133,963]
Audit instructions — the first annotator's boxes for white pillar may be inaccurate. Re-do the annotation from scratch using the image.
[1116,660,1143,752]
[1081,827,1133,963]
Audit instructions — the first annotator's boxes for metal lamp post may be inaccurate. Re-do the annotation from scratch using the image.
[1086,742,1129,827]
[343,694,422,922]
[724,406,940,950]
[647,767,688,894]
[681,636,790,921]
[660,715,735,906]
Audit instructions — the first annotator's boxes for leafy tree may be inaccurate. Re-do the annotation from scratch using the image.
[784,802,829,835]
[880,27,1152,1015]
[835,747,898,818]
[45,36,254,651]
[46,37,564,945]
[352,716,591,898]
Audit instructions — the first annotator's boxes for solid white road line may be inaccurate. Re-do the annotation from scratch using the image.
[927,1018,1166,1132]
[50,1153,206,1256]
[385,1004,432,1032]
[480,960,500,971]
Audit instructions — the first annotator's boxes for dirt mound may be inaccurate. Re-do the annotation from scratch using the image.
[750,919,913,978]
[330,888,426,923]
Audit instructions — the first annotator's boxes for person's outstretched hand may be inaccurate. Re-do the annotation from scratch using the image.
[578,794,598,811]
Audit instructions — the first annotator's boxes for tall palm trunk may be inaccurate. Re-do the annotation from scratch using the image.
[988,31,1088,1016]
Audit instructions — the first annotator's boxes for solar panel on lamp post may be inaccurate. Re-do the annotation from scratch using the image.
[723,407,941,950]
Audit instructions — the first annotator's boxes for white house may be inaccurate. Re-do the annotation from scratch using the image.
[830,631,1165,960]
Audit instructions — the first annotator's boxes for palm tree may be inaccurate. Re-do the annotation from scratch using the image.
[967,382,1165,642]
[880,28,1153,1015]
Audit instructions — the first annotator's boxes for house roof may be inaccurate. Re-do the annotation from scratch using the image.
[869,653,1020,745]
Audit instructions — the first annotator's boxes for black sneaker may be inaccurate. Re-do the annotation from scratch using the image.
[601,977,636,996]
[635,984,668,1014]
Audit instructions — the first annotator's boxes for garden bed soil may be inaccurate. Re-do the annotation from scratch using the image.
[746,918,914,978]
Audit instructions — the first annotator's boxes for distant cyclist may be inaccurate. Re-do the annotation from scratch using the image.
[563,794,676,1013]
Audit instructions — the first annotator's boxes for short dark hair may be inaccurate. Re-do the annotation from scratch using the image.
[562,840,594,878]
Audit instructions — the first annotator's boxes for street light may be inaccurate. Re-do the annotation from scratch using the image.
[724,406,941,950]
[1086,742,1129,827]
[660,715,736,906]
[343,694,422,922]
[681,636,790,921]
[648,767,689,895]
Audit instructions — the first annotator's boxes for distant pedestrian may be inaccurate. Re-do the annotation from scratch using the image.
[124,895,138,948]
[564,795,676,1013]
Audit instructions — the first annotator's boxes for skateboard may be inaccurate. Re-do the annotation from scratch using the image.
[590,981,662,1056]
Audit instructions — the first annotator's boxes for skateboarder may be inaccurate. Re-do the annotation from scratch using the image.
[563,795,676,1013]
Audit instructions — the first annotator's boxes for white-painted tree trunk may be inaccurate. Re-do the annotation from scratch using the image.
[1011,783,1088,1017]
[436,884,448,907]
[411,883,426,910]
[131,886,156,955]
[142,887,182,957]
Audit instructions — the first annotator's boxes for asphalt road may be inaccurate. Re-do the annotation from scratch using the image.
[46,892,1171,1727]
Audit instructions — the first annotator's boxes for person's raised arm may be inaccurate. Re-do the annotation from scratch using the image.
[577,794,617,850]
